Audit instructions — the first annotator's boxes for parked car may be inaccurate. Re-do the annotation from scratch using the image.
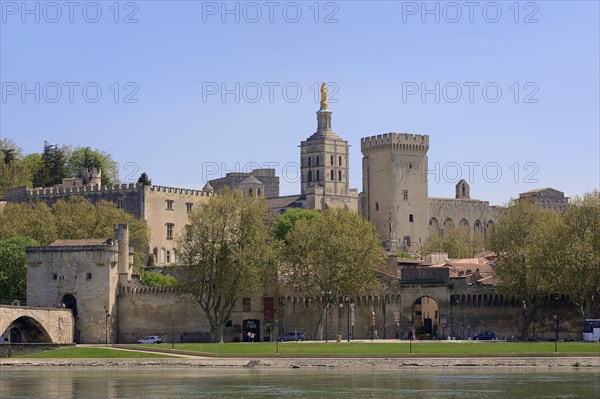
[473,331,496,340]
[278,331,305,342]
[137,335,162,344]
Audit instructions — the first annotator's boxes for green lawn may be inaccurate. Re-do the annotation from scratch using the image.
[152,341,600,356]
[17,347,176,359]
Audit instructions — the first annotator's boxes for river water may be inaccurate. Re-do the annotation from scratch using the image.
[0,369,598,398]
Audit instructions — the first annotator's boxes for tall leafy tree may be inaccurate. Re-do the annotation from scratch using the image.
[176,188,276,343]
[67,146,119,185]
[421,226,484,259]
[137,172,152,186]
[272,207,321,241]
[34,142,69,187]
[555,191,600,318]
[0,237,39,300]
[0,201,57,245]
[487,200,560,340]
[0,138,32,191]
[51,197,149,273]
[282,208,386,340]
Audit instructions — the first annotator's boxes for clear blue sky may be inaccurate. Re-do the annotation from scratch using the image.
[1,1,598,205]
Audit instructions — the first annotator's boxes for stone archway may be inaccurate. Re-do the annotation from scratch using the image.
[413,296,439,339]
[2,316,53,343]
[61,293,79,343]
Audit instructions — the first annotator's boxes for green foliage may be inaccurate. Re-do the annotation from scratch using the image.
[0,236,39,300]
[487,200,563,339]
[0,201,57,245]
[0,197,149,274]
[177,187,276,343]
[142,271,177,287]
[17,347,174,359]
[137,172,152,185]
[51,197,149,274]
[0,138,32,191]
[282,208,386,339]
[272,208,321,241]
[143,341,600,356]
[34,142,69,187]
[421,226,484,259]
[555,190,600,318]
[67,146,119,185]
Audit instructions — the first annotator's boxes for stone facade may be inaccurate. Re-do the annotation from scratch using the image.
[208,169,280,198]
[519,188,568,213]
[25,225,132,343]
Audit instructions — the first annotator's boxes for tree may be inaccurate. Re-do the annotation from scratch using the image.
[421,226,484,259]
[67,146,119,185]
[34,142,69,187]
[272,207,321,241]
[0,138,32,192]
[282,208,387,340]
[0,237,39,300]
[555,191,600,318]
[0,201,57,245]
[137,172,152,186]
[142,271,177,287]
[487,200,560,340]
[176,188,276,343]
[51,197,149,274]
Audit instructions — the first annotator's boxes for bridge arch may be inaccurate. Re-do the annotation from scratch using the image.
[2,315,52,343]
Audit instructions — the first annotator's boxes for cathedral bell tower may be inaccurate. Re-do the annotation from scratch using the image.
[300,83,350,198]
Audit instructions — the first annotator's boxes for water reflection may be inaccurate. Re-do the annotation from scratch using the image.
[1,369,598,399]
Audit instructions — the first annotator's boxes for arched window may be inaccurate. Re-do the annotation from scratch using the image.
[330,170,334,181]
[330,155,334,165]
[338,170,342,181]
[339,156,342,167]
[307,170,312,182]
[316,156,320,166]
[308,157,311,167]
[316,170,320,181]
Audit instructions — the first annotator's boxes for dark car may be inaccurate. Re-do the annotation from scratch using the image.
[473,331,496,340]
[278,331,305,342]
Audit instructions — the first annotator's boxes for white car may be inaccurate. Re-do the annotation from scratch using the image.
[137,335,162,344]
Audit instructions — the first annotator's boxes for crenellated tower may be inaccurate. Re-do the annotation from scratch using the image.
[360,133,429,252]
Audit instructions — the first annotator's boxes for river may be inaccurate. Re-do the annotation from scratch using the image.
[0,368,598,398]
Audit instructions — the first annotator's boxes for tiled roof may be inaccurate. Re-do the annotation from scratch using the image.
[266,195,303,209]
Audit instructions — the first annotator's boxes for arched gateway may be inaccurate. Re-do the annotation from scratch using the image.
[413,296,439,338]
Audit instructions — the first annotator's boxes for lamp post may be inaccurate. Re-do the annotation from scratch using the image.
[553,294,560,353]
[409,314,413,355]
[171,317,175,349]
[346,297,351,342]
[103,304,110,346]
[322,289,332,342]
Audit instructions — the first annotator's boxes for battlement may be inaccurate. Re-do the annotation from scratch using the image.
[20,183,142,197]
[361,133,429,154]
[119,285,181,296]
[149,185,214,197]
[4,183,215,201]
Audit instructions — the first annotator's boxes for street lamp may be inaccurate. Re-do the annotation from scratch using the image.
[104,304,110,346]
[322,289,332,342]
[553,294,560,353]
[171,317,175,349]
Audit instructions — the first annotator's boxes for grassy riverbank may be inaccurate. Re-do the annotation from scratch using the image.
[147,341,600,356]
[16,347,176,359]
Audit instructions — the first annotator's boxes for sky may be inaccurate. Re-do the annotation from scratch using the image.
[1,0,598,205]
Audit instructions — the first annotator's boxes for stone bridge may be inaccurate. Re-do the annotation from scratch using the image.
[0,305,74,344]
